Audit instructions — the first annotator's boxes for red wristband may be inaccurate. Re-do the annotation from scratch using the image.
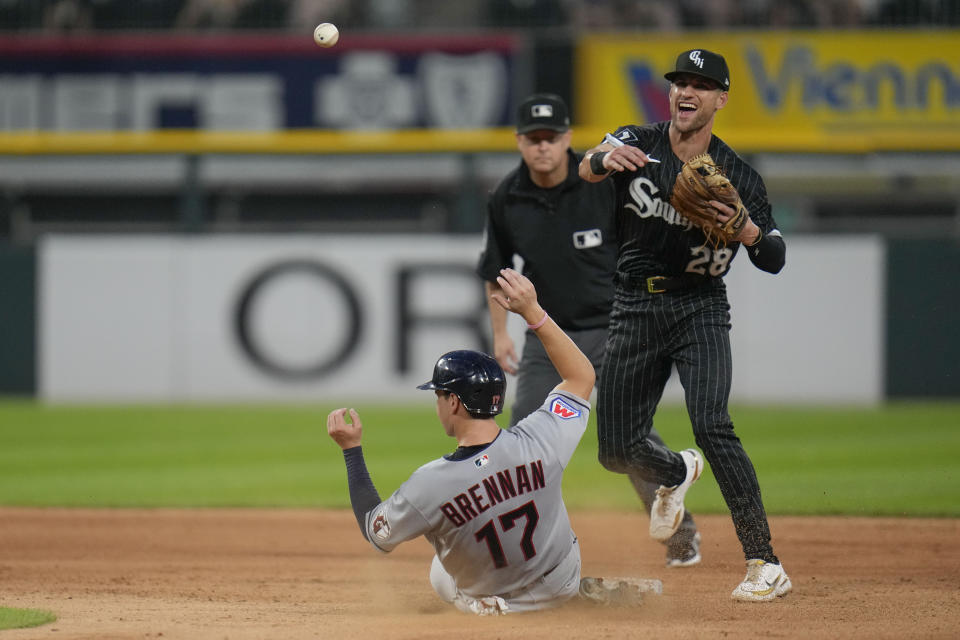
[527,311,549,330]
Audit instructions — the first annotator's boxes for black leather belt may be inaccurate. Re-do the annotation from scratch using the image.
[616,272,712,294]
[643,275,695,293]
[617,273,715,293]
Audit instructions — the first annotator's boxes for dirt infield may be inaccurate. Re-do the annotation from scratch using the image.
[1,508,957,639]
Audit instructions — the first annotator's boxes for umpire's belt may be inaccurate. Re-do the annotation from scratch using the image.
[616,272,711,294]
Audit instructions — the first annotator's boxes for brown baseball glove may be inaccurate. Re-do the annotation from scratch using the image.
[670,152,748,248]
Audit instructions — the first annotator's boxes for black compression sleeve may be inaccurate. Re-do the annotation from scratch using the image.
[342,446,382,540]
[744,231,786,274]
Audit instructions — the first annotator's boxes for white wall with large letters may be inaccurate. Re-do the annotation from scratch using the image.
[39,234,884,404]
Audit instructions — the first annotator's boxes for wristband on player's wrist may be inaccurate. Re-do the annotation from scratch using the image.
[526,311,549,330]
[746,227,763,247]
[589,152,609,176]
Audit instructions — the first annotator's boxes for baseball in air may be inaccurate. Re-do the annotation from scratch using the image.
[313,23,339,48]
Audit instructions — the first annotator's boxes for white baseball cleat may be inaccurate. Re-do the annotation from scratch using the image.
[731,559,792,602]
[649,448,703,542]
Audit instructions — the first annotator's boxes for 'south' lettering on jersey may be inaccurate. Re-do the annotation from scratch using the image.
[625,176,694,230]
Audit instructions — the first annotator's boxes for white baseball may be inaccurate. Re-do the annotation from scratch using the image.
[313,23,339,48]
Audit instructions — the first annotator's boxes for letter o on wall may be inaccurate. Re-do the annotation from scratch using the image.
[234,259,363,380]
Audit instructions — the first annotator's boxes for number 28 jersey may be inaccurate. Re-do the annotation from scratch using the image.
[362,391,589,599]
[609,121,778,278]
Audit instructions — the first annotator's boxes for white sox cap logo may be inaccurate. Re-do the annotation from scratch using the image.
[665,49,730,90]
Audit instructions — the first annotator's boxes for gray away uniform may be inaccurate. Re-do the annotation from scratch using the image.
[355,390,590,614]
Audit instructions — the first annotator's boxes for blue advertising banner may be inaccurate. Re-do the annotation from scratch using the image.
[0,34,523,132]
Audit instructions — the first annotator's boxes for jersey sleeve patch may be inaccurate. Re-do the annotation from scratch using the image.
[613,126,638,144]
[549,397,582,419]
[372,513,391,541]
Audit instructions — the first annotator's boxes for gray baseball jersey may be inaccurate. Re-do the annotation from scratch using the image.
[362,390,589,599]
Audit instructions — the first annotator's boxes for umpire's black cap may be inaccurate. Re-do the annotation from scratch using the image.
[516,93,570,135]
[664,49,730,91]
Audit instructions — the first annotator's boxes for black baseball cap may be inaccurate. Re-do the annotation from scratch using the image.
[515,93,570,135]
[664,49,730,91]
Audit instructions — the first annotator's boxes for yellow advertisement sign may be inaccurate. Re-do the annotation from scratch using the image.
[576,31,960,152]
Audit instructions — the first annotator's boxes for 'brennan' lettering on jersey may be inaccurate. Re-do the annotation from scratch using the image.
[625,177,694,230]
[439,460,545,527]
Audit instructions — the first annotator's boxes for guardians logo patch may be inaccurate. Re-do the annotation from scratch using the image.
[550,397,581,419]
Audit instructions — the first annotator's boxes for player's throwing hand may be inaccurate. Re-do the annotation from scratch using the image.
[602,145,657,173]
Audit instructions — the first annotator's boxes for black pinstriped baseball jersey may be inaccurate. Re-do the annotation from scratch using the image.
[608,121,777,279]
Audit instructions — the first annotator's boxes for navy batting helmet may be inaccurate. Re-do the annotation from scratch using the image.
[417,350,506,417]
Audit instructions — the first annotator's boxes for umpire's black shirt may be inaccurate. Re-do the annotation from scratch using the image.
[477,149,617,331]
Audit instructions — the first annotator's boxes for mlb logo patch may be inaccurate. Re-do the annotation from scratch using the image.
[550,397,581,419]
[475,454,490,468]
[531,104,554,118]
[573,229,602,249]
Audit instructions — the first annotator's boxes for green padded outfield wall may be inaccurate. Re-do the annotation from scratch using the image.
[886,238,960,397]
[0,245,36,394]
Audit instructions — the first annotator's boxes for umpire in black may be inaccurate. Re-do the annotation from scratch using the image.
[476,93,701,567]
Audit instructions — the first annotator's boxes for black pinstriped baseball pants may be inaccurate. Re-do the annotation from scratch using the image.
[597,279,777,563]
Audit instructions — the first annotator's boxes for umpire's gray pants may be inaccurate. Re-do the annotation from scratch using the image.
[508,326,695,537]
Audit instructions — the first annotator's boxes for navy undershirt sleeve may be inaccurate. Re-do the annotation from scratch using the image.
[342,446,382,540]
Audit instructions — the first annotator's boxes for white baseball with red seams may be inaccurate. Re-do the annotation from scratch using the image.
[313,23,339,47]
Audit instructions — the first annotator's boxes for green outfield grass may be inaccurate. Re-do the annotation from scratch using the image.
[0,607,56,631]
[1,400,957,516]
